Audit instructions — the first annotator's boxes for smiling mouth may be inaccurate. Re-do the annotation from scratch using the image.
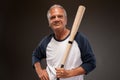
[53,22,61,26]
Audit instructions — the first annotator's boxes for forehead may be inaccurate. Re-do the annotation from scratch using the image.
[49,7,64,15]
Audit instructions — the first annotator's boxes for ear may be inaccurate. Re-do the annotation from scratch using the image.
[48,22,51,27]
[48,19,51,27]
[65,17,67,26]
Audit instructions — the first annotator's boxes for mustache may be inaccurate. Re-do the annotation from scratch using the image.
[53,21,61,25]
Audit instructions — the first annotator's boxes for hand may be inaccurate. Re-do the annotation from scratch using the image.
[38,69,49,80]
[55,68,70,78]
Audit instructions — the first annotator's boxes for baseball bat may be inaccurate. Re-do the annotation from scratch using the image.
[57,5,86,80]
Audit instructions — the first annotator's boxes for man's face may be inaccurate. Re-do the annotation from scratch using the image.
[48,7,67,31]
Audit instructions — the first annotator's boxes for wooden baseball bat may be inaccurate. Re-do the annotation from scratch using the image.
[57,5,86,80]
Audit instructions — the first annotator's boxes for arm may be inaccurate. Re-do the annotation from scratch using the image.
[76,32,96,74]
[32,40,49,80]
[56,33,96,78]
[68,67,86,76]
[32,35,53,80]
[34,62,49,80]
[56,67,86,78]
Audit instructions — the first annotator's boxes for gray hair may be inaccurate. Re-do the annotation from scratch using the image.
[47,4,67,20]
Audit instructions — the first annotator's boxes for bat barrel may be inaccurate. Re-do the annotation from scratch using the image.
[62,5,86,65]
[57,5,86,80]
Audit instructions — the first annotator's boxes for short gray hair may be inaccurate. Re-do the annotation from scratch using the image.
[47,4,67,20]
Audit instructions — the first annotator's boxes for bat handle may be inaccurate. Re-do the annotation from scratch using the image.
[57,64,64,80]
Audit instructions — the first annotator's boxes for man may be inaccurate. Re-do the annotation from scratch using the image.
[32,4,96,80]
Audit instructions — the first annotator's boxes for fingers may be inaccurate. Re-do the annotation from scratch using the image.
[39,70,49,80]
[55,68,66,78]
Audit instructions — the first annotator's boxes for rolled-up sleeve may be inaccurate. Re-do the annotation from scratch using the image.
[75,32,96,74]
[80,35,96,74]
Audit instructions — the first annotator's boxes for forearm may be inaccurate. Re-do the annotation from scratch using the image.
[68,67,86,77]
[34,62,43,75]
[34,62,49,80]
[56,67,86,78]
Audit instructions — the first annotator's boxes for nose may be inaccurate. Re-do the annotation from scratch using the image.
[55,16,59,20]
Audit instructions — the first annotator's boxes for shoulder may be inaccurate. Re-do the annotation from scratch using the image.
[38,33,54,46]
[75,32,88,42]
[75,32,91,49]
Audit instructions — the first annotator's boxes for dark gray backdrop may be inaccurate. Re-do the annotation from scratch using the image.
[1,0,120,80]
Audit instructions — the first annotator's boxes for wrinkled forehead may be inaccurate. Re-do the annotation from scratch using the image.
[49,7,64,15]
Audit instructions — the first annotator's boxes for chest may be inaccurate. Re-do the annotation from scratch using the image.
[46,37,82,68]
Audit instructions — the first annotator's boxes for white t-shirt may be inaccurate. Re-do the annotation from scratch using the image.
[46,36,84,80]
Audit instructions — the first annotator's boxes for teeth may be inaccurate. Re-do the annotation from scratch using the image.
[54,22,60,26]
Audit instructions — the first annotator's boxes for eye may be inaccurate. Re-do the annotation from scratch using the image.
[49,15,64,20]
[50,16,56,20]
[58,15,63,18]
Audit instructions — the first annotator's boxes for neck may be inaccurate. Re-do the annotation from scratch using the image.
[54,28,70,40]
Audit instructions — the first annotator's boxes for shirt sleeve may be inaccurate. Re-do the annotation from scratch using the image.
[75,32,96,74]
[32,34,53,68]
[32,39,46,68]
